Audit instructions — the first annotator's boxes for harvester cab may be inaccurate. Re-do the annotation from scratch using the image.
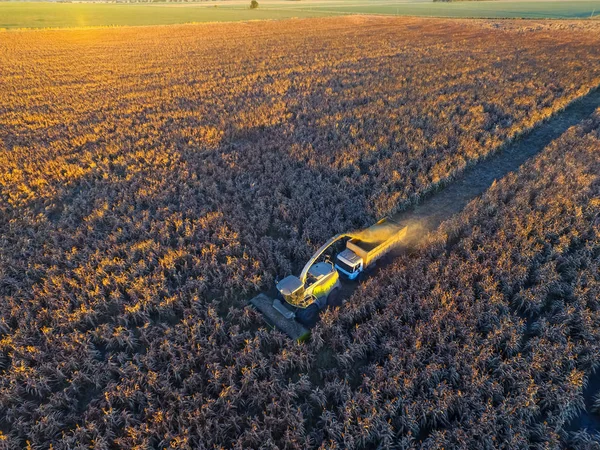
[276,261,339,308]
[275,275,305,307]
[274,261,340,328]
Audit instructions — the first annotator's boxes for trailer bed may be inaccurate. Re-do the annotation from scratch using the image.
[348,239,381,252]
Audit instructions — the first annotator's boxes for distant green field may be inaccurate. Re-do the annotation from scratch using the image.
[0,2,333,28]
[0,0,599,29]
[301,0,600,18]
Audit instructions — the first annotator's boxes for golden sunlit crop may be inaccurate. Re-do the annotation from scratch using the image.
[0,16,600,448]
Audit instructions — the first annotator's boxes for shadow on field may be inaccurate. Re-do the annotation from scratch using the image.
[389,86,600,233]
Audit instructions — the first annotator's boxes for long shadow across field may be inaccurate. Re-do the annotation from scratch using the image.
[336,86,600,317]
[316,86,600,441]
[390,87,600,231]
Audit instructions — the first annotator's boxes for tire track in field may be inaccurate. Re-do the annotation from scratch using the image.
[324,86,600,440]
[346,86,600,437]
[320,86,600,304]
[333,85,600,322]
[389,86,600,232]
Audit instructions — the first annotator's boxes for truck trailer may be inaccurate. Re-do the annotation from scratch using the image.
[335,218,408,280]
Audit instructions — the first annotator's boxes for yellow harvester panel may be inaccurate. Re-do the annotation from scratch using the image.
[312,270,339,299]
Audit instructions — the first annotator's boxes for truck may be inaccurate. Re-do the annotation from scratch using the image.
[335,218,408,280]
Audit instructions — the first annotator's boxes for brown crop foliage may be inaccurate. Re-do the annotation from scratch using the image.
[1,16,600,448]
[314,109,600,448]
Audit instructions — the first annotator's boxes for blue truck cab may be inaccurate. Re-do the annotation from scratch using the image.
[335,248,363,280]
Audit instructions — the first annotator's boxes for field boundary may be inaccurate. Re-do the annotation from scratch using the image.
[2,1,600,30]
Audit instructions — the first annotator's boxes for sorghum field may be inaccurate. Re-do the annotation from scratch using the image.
[1,16,600,448]
[315,110,600,448]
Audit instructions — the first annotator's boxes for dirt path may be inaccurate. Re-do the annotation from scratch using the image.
[390,87,600,233]
[334,86,600,314]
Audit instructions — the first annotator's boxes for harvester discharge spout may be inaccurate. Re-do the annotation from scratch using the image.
[298,233,351,285]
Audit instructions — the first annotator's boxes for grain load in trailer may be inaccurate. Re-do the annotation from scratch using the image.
[335,219,409,280]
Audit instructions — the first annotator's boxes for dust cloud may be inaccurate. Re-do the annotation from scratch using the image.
[348,219,429,248]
